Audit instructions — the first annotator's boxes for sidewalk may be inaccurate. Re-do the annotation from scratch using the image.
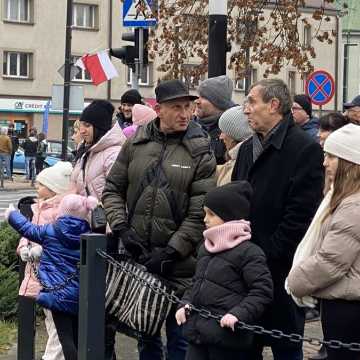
[0,175,35,191]
[0,319,323,360]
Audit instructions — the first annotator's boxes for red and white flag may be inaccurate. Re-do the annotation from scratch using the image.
[75,50,118,86]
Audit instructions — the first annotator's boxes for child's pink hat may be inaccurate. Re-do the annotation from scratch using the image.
[132,104,157,126]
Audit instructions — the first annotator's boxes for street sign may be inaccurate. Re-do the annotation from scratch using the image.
[305,70,335,106]
[123,0,157,27]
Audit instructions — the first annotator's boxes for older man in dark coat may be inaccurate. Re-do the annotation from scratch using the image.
[232,79,324,359]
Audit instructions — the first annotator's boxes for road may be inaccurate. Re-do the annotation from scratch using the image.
[0,189,36,221]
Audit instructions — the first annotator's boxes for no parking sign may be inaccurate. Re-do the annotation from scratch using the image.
[305,70,335,106]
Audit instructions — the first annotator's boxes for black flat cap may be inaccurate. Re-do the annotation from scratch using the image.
[344,95,360,109]
[155,80,198,104]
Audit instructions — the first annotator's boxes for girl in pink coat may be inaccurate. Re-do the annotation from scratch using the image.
[17,161,72,360]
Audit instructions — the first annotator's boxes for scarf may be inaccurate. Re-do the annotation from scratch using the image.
[286,188,333,305]
[204,220,251,253]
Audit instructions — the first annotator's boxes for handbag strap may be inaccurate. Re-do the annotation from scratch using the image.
[81,152,91,196]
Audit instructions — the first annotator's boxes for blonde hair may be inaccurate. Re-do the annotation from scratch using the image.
[73,120,80,131]
[326,158,360,217]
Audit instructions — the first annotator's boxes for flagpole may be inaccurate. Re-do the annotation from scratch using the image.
[62,0,73,161]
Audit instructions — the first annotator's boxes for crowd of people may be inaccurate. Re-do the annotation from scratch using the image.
[3,77,360,360]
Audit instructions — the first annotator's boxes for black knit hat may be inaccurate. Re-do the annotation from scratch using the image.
[80,100,114,131]
[121,89,142,105]
[204,181,253,221]
[293,94,312,118]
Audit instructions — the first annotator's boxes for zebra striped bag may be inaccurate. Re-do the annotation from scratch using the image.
[105,261,175,337]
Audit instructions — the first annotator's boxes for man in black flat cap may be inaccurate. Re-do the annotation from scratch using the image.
[103,80,216,360]
[344,95,360,125]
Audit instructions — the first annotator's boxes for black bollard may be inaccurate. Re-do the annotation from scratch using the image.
[78,233,107,360]
[17,261,36,360]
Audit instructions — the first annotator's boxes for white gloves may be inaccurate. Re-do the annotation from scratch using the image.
[4,203,16,221]
[19,246,30,262]
[19,246,43,262]
[29,246,43,261]
[285,279,317,308]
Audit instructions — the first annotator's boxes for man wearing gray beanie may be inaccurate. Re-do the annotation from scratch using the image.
[195,75,236,165]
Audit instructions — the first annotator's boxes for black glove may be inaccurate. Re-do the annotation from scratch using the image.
[115,224,148,260]
[143,246,179,275]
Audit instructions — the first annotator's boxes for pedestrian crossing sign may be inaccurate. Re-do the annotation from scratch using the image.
[123,0,157,27]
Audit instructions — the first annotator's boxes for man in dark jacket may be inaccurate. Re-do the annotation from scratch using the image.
[195,75,235,165]
[115,89,143,129]
[7,123,19,176]
[232,79,324,359]
[103,79,216,360]
[23,128,38,180]
[292,94,319,142]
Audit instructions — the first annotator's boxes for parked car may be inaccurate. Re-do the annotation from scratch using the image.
[13,140,74,174]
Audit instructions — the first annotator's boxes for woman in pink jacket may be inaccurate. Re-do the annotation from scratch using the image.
[71,100,126,200]
[17,160,72,360]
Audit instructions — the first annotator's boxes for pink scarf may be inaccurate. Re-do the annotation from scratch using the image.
[204,220,251,253]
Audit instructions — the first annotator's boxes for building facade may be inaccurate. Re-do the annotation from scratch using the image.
[0,0,341,140]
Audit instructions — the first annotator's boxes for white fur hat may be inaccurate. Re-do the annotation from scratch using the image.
[36,161,73,194]
[324,123,360,165]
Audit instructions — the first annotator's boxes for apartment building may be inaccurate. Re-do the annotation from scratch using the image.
[0,0,342,140]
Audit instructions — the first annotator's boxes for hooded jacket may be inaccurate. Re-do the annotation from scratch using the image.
[17,195,63,298]
[103,119,216,292]
[182,222,273,350]
[301,116,319,142]
[9,211,90,315]
[23,136,38,157]
[71,122,126,200]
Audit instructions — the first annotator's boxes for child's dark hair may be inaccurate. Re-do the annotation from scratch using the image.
[319,112,349,132]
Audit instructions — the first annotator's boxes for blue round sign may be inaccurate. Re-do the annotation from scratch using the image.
[305,70,335,106]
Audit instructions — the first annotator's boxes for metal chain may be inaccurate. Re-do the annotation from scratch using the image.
[30,260,78,292]
[97,249,360,352]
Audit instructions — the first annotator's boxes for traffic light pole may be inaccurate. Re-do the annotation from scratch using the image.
[62,0,72,161]
[208,1,227,78]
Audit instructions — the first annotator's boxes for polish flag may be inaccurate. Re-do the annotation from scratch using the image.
[75,50,118,86]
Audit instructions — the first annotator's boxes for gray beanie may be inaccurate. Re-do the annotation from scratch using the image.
[219,106,253,142]
[198,75,235,111]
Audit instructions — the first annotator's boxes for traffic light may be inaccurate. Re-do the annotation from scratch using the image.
[110,29,149,71]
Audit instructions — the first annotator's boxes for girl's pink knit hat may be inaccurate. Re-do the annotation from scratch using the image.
[58,194,97,220]
[132,104,157,126]
[123,104,158,138]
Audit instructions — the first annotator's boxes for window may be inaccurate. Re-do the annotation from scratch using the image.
[235,77,246,91]
[234,68,258,92]
[72,56,91,82]
[181,64,205,89]
[127,64,152,86]
[4,0,30,22]
[288,71,296,96]
[72,3,97,29]
[303,25,312,47]
[3,51,31,78]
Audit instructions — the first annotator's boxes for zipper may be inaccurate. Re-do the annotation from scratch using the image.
[146,141,167,247]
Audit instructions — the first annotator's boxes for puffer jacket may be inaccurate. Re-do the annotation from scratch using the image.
[288,192,360,300]
[182,240,273,350]
[17,196,63,298]
[9,211,90,315]
[103,119,216,292]
[71,122,126,200]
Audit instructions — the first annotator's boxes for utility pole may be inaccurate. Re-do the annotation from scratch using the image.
[208,0,227,78]
[62,0,72,161]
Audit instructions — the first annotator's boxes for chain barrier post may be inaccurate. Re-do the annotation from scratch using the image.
[78,233,107,360]
[17,261,36,360]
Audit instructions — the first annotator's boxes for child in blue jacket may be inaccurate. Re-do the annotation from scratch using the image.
[5,194,97,360]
